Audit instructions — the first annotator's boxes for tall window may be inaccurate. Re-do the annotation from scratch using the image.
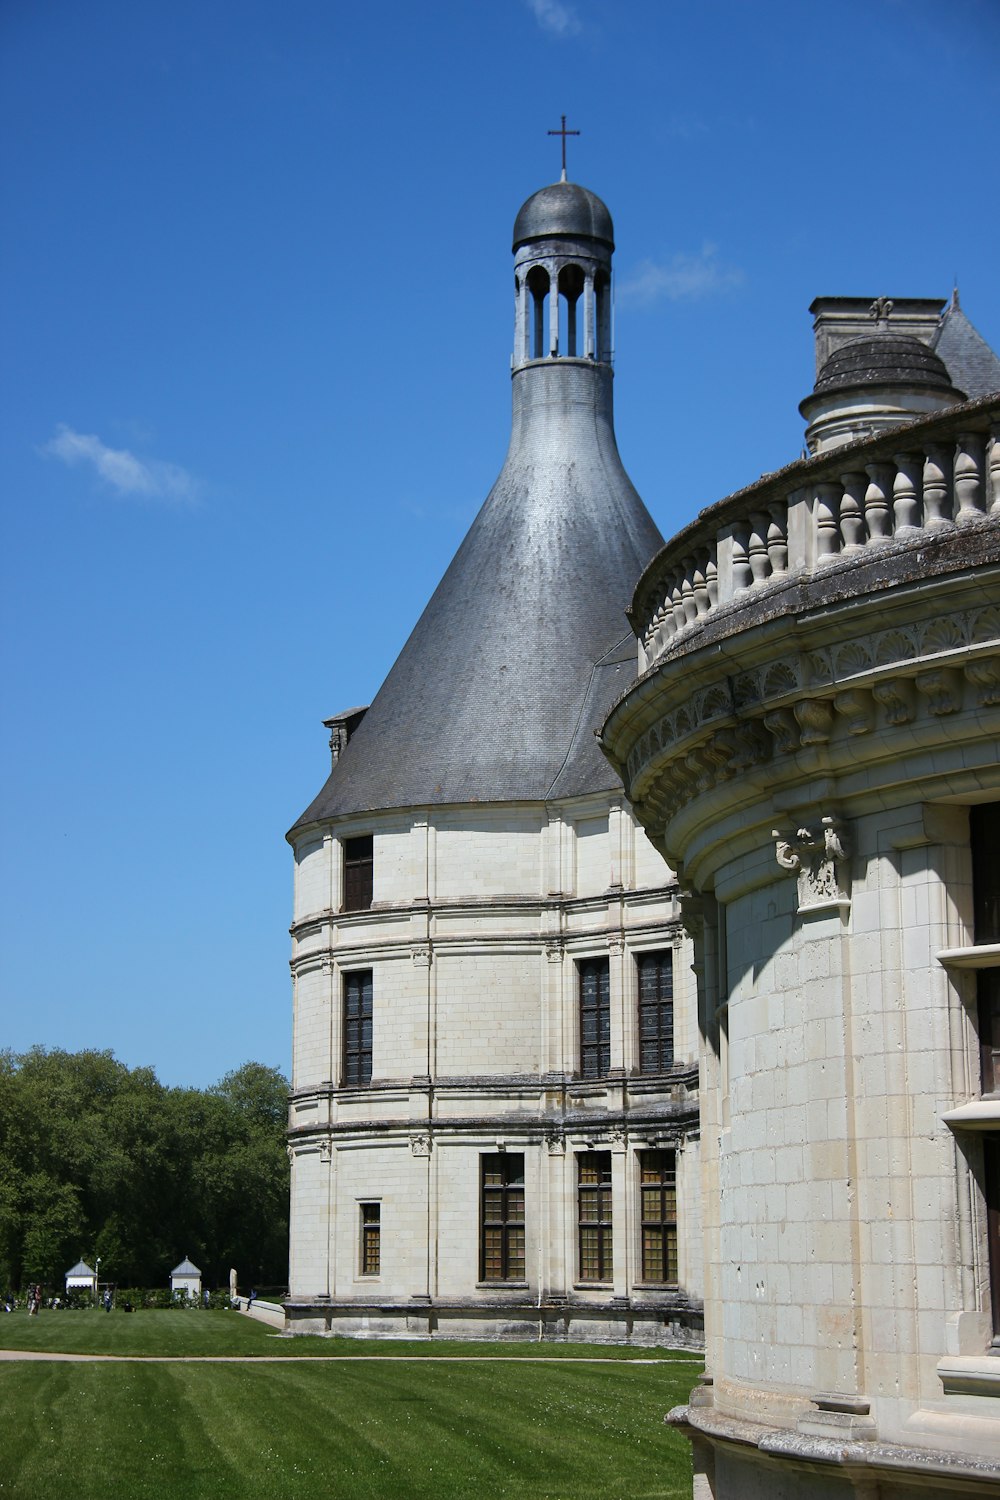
[579,957,611,1078]
[972,804,1000,1342]
[480,1154,525,1282]
[639,1150,677,1283]
[342,970,373,1085]
[360,1202,380,1275]
[973,805,1000,1095]
[578,1153,613,1282]
[343,835,373,912]
[637,950,674,1074]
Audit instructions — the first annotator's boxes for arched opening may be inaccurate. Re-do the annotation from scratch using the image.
[526,266,550,359]
[558,263,585,357]
[594,270,611,363]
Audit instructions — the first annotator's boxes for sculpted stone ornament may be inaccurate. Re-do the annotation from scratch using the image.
[773,816,850,912]
[410,1132,431,1157]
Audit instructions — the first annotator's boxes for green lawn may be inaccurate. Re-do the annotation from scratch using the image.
[0,1358,696,1500]
[0,1308,702,1361]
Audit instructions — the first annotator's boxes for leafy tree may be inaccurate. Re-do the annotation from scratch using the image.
[0,1049,289,1291]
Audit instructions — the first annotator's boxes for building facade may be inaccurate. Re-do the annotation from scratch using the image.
[285,178,702,1344]
[600,306,1000,1494]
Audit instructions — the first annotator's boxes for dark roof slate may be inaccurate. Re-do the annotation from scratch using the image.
[934,301,1000,398]
[292,362,661,831]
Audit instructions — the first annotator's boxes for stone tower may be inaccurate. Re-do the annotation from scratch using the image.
[285,177,702,1343]
[601,292,1000,1493]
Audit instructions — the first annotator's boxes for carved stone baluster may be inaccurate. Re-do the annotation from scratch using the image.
[705,557,719,608]
[922,444,952,527]
[671,579,686,633]
[839,472,867,551]
[731,527,752,593]
[747,513,771,584]
[892,452,922,533]
[692,561,710,617]
[989,426,1000,515]
[681,567,698,624]
[815,482,841,562]
[766,506,788,575]
[954,432,986,521]
[864,462,894,542]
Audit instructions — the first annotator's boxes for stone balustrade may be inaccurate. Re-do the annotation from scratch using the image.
[630,396,1000,672]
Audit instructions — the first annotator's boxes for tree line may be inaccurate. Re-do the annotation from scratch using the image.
[0,1048,289,1292]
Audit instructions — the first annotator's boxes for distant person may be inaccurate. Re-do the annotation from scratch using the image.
[3,1292,11,1313]
[203,1288,210,1308]
[247,1287,256,1311]
[103,1287,112,1313]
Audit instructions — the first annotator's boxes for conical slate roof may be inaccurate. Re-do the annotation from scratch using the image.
[171,1257,201,1276]
[294,361,662,827]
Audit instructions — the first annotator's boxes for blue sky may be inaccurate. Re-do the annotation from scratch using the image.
[2,0,998,1089]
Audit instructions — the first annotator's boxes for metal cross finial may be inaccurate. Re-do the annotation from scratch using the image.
[548,115,580,181]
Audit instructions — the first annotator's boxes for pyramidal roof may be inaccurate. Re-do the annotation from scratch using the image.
[933,294,1000,398]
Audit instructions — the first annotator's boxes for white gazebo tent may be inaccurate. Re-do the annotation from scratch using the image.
[169,1257,202,1299]
[65,1260,97,1297]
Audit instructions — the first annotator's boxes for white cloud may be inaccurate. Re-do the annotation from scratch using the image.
[525,0,581,37]
[617,244,745,307]
[40,424,200,504]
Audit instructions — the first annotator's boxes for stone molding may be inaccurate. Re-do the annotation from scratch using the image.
[613,594,1000,843]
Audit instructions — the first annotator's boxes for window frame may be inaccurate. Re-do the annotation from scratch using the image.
[359,1201,381,1277]
[342,834,373,912]
[638,1149,678,1285]
[636,949,674,1075]
[577,1151,613,1284]
[479,1153,526,1283]
[578,956,611,1079]
[342,969,373,1086]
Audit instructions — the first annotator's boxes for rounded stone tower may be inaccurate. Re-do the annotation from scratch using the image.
[285,178,702,1345]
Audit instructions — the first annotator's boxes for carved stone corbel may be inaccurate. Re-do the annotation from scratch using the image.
[872,677,916,726]
[965,657,1000,706]
[793,696,834,746]
[916,667,963,716]
[772,815,851,913]
[763,707,799,756]
[833,688,875,736]
[410,1132,431,1157]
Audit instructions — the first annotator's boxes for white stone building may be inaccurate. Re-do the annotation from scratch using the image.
[170,1256,202,1299]
[601,301,1000,1494]
[285,177,702,1343]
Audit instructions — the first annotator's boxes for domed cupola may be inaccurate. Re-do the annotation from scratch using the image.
[800,298,966,454]
[512,179,615,367]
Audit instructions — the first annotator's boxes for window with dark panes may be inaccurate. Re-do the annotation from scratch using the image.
[343,835,373,912]
[973,805,1000,1093]
[342,970,373,1085]
[578,1152,613,1282]
[480,1154,525,1282]
[637,950,674,1073]
[639,1149,677,1283]
[579,957,611,1078]
[360,1202,380,1275]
